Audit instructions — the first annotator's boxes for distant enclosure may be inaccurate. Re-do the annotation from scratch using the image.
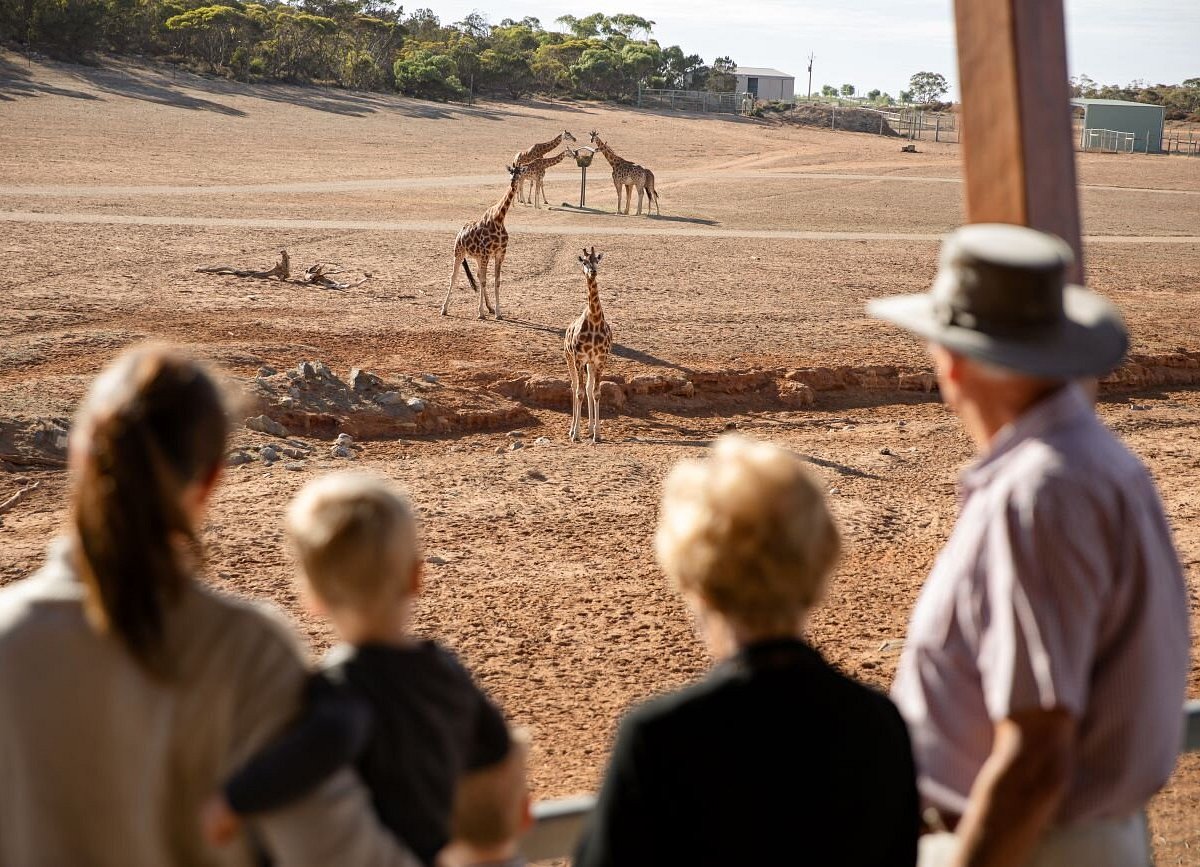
[637,88,743,113]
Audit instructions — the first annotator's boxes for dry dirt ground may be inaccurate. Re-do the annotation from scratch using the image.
[2,51,1200,861]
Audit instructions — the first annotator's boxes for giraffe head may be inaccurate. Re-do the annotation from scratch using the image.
[562,130,577,143]
[578,246,603,279]
[506,163,527,184]
[588,130,602,145]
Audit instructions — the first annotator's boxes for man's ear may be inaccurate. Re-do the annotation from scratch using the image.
[410,559,424,595]
[519,793,534,833]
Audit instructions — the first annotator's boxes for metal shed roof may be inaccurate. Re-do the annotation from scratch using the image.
[733,67,794,79]
[1069,98,1164,112]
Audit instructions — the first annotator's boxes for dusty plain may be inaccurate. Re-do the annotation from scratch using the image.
[2,51,1200,862]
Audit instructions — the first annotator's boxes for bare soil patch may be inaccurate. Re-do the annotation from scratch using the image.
[2,52,1199,862]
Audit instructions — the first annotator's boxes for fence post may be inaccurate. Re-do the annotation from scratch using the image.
[935,116,941,142]
[880,114,885,136]
[831,105,836,130]
[637,82,641,108]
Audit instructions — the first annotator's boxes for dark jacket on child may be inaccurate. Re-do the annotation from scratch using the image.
[225,640,510,866]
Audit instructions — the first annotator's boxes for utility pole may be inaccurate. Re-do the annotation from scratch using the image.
[806,52,814,101]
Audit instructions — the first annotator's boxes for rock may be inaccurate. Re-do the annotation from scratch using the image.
[494,445,506,455]
[778,381,815,407]
[260,446,280,464]
[331,444,353,459]
[282,447,307,459]
[335,433,355,447]
[420,373,440,384]
[284,462,304,471]
[509,440,524,451]
[534,436,552,446]
[350,368,385,394]
[672,380,695,398]
[374,391,406,407]
[507,430,525,438]
[405,397,426,412]
[225,449,254,467]
[828,487,840,495]
[899,372,937,392]
[425,555,447,566]
[880,447,893,456]
[287,438,311,450]
[599,380,627,411]
[723,421,738,430]
[525,469,547,481]
[246,415,290,437]
[257,365,277,378]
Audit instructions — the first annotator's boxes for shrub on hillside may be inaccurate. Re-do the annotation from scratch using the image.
[393,50,465,100]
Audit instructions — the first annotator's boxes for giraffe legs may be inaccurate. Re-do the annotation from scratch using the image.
[635,185,644,216]
[476,255,492,319]
[612,177,623,213]
[531,175,542,210]
[539,176,550,206]
[492,251,505,320]
[623,184,634,215]
[566,352,582,442]
[585,362,601,443]
[440,254,461,316]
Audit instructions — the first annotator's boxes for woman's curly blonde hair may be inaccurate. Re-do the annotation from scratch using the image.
[655,435,841,632]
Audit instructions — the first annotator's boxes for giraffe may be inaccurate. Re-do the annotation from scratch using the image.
[564,247,614,444]
[513,130,576,170]
[440,164,527,320]
[518,149,570,208]
[588,131,660,216]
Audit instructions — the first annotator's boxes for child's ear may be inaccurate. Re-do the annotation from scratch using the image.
[409,560,424,595]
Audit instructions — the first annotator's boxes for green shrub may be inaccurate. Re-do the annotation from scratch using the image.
[393,50,466,100]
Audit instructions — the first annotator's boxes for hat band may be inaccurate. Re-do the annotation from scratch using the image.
[934,298,1063,340]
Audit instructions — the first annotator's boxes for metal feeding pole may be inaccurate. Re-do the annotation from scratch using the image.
[570,147,596,209]
[807,52,814,101]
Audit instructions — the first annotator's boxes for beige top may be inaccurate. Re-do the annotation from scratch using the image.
[0,540,419,867]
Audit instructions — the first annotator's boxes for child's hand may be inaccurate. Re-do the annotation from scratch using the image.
[200,794,243,847]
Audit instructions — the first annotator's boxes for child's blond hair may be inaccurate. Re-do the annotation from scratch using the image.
[449,728,531,850]
[286,472,421,606]
[655,434,840,632]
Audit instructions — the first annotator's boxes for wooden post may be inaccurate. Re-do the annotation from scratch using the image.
[954,0,1083,280]
[580,166,587,209]
[935,116,941,142]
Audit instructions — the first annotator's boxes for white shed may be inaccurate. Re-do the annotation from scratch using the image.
[732,67,795,101]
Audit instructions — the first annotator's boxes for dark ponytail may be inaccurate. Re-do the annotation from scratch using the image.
[71,346,228,677]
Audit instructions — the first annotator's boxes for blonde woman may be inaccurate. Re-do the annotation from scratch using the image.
[574,435,919,867]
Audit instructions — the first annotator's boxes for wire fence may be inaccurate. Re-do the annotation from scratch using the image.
[636,88,743,114]
[1080,128,1136,154]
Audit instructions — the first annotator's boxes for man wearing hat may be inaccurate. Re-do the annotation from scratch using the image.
[870,224,1189,866]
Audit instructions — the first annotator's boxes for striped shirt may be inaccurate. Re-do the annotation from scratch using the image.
[891,383,1190,823]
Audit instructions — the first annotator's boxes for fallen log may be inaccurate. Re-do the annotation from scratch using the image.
[0,480,40,517]
[196,250,291,280]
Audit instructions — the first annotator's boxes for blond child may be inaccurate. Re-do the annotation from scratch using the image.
[439,728,534,867]
[203,473,510,866]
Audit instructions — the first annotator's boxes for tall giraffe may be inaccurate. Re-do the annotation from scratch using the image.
[440,164,527,320]
[513,130,576,169]
[564,247,614,444]
[588,131,660,216]
[518,149,570,208]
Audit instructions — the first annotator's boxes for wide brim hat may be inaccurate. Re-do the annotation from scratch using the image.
[867,224,1128,379]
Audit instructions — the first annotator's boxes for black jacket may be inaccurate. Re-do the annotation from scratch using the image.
[574,638,919,866]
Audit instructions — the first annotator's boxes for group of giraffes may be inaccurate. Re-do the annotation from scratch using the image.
[438,129,657,443]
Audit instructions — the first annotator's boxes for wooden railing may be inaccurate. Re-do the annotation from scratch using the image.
[519,701,1200,861]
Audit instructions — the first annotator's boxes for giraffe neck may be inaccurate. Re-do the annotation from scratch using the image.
[489,181,519,223]
[585,273,603,323]
[597,141,621,166]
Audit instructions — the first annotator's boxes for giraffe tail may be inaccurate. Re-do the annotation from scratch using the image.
[461,260,478,292]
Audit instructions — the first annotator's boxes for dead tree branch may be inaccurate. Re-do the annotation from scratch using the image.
[196,250,291,279]
[0,481,40,517]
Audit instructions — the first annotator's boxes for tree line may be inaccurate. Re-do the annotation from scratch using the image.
[0,1,741,102]
[1071,75,1200,121]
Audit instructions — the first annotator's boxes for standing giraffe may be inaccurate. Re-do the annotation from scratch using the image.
[564,247,614,444]
[441,164,527,320]
[518,149,570,208]
[588,131,661,216]
[513,130,576,169]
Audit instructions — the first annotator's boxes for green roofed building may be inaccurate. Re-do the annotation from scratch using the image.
[1072,98,1165,154]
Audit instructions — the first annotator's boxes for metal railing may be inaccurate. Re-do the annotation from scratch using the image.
[519,701,1200,861]
[1080,127,1136,153]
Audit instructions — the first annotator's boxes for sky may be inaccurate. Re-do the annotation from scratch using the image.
[412,0,1198,99]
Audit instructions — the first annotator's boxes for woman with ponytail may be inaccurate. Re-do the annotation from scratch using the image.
[0,345,418,867]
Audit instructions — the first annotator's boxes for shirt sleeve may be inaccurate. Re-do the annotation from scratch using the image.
[229,608,420,867]
[468,688,511,772]
[573,711,660,867]
[225,673,373,814]
[974,478,1112,720]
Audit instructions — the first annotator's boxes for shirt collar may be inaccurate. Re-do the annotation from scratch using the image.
[959,382,1094,495]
